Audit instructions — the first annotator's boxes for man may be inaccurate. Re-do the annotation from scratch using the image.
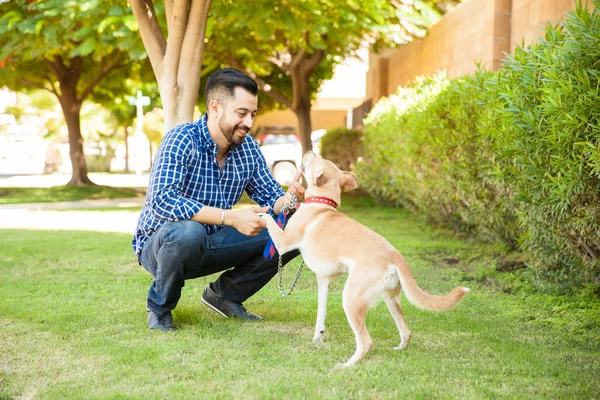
[132,68,304,331]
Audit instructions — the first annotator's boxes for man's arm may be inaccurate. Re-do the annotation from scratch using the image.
[246,145,304,215]
[148,126,204,222]
[191,205,269,236]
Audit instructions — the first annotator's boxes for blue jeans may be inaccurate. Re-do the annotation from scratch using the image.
[139,220,299,315]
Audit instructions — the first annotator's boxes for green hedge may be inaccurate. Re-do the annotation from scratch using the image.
[356,1,600,284]
[320,127,363,171]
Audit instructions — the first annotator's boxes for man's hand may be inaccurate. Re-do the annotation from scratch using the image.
[283,170,306,205]
[228,206,270,236]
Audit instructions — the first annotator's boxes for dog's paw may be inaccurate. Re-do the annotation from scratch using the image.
[258,212,274,223]
[393,343,409,351]
[312,335,323,345]
[334,361,354,370]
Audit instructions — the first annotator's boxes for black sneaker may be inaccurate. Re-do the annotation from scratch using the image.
[201,285,263,321]
[147,310,176,331]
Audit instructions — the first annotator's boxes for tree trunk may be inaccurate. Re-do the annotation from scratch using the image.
[130,0,212,133]
[58,93,95,186]
[288,50,324,156]
[161,83,197,132]
[294,104,313,155]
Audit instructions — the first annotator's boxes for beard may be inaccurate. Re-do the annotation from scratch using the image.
[218,116,249,146]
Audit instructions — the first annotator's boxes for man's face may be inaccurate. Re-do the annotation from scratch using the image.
[217,87,258,146]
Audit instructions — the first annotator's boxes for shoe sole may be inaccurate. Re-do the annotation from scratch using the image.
[201,296,230,318]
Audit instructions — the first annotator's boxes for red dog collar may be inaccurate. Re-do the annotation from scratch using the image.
[304,196,338,209]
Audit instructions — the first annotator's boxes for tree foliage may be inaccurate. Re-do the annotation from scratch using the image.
[0,0,146,184]
[207,0,445,154]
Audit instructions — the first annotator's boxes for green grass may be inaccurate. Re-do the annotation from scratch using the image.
[1,200,599,399]
[0,186,143,204]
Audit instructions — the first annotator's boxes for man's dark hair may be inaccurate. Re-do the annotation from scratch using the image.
[205,68,258,114]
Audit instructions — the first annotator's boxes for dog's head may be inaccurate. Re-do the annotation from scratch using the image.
[301,151,359,197]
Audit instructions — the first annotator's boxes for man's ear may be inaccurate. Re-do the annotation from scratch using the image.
[209,99,221,118]
[341,172,359,192]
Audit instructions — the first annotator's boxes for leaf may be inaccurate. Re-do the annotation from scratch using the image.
[72,25,94,41]
[35,19,44,35]
[123,14,138,31]
[98,16,122,34]
[108,6,124,17]
[1,11,20,22]
[71,36,97,57]
[205,15,215,39]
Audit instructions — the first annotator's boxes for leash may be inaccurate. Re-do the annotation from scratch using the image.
[263,193,305,296]
[264,194,339,296]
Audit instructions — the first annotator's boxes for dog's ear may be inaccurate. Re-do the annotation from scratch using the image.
[312,159,326,186]
[341,172,359,192]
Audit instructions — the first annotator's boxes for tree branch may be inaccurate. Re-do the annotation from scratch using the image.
[289,47,306,70]
[229,58,293,108]
[304,48,325,76]
[179,0,212,84]
[70,56,84,87]
[20,78,54,94]
[129,0,167,78]
[45,57,65,82]
[78,52,123,101]
[164,0,174,25]
[162,0,188,90]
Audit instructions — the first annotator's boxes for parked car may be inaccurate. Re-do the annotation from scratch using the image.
[310,129,327,156]
[256,126,302,185]
[255,125,329,185]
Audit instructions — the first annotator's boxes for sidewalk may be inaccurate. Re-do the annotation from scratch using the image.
[0,172,150,188]
[0,198,146,234]
[0,173,149,234]
[0,197,145,210]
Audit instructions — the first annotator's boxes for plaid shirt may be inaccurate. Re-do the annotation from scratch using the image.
[132,114,284,258]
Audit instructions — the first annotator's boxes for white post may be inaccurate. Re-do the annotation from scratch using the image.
[128,90,151,176]
[346,106,354,129]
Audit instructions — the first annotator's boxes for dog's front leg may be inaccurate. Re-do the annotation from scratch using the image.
[313,276,332,344]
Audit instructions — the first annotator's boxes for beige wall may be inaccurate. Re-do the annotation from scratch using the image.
[253,97,363,134]
[368,0,578,102]
[511,0,577,51]
[253,109,349,134]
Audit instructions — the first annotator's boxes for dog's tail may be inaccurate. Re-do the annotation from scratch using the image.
[392,255,469,312]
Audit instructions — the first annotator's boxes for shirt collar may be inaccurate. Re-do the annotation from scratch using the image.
[198,114,216,149]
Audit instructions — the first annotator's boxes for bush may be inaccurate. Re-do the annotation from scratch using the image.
[481,3,600,283]
[356,72,520,247]
[358,1,600,284]
[320,127,363,171]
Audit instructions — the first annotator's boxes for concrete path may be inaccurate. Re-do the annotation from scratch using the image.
[0,173,150,188]
[0,198,146,234]
[0,173,148,234]
[0,197,145,211]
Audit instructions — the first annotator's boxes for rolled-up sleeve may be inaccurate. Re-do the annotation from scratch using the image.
[246,146,285,213]
[148,127,204,222]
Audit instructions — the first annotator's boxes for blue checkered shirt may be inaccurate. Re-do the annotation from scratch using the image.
[132,114,284,258]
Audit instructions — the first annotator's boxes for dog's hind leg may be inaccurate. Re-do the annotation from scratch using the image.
[383,289,412,350]
[337,274,373,368]
[313,276,332,344]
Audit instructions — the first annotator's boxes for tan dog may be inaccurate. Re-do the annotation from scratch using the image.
[261,151,470,367]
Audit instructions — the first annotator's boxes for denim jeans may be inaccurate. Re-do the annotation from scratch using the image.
[139,220,299,315]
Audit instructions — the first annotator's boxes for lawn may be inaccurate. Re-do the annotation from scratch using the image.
[1,199,599,399]
[0,186,143,205]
